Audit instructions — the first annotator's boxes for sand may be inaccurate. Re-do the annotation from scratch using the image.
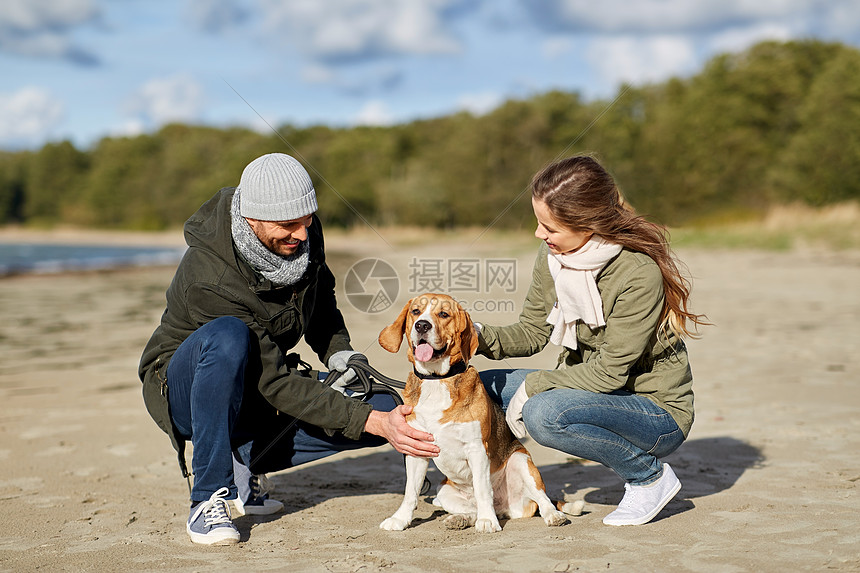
[1,228,858,572]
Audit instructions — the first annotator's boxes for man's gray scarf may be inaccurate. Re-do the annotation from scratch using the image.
[230,189,310,287]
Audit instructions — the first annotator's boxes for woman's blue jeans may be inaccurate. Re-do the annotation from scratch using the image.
[480,369,685,485]
[167,316,392,502]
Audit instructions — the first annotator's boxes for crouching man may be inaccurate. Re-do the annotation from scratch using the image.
[139,153,438,545]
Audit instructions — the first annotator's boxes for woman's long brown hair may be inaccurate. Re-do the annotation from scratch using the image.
[531,154,707,339]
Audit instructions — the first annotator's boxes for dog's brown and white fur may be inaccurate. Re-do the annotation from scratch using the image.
[378,293,572,533]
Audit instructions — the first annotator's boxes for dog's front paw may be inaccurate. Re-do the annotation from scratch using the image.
[543,509,569,527]
[558,499,585,516]
[379,516,409,531]
[474,517,502,533]
[443,513,475,530]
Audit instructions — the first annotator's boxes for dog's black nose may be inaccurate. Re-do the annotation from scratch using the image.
[414,320,432,335]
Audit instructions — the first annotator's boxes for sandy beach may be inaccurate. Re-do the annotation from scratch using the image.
[1,228,858,572]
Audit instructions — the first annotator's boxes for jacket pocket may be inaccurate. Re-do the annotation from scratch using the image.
[258,304,298,337]
[142,365,178,444]
[576,321,604,348]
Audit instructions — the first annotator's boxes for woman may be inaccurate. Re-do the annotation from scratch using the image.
[476,154,706,526]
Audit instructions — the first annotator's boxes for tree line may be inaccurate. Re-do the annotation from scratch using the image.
[1,39,858,231]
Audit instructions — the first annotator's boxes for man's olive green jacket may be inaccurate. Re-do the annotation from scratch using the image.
[139,188,372,459]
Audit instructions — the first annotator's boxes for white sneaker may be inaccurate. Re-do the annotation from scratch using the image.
[603,463,681,526]
[232,454,284,516]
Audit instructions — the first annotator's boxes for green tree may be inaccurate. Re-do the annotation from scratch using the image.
[4,39,860,231]
[628,40,845,224]
[72,135,162,228]
[769,48,860,204]
[0,151,28,223]
[24,141,89,225]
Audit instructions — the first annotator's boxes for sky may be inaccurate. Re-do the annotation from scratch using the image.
[1,0,859,151]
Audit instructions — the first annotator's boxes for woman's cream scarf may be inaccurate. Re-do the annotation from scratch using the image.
[546,237,622,349]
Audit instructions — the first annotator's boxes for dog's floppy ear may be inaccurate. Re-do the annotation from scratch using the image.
[452,303,479,364]
[378,299,412,353]
[464,308,479,358]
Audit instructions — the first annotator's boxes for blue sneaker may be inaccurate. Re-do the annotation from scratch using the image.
[186,487,240,545]
[232,454,284,516]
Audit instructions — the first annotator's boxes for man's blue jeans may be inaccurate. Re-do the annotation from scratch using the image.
[480,369,685,485]
[167,316,392,502]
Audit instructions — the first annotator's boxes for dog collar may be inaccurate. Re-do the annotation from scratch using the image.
[412,361,468,380]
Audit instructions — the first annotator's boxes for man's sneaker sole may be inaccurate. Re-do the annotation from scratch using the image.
[233,497,284,516]
[187,525,240,545]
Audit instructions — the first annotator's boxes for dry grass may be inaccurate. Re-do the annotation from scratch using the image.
[1,202,858,253]
[325,204,860,253]
[670,202,860,251]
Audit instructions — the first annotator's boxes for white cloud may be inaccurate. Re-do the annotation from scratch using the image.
[124,74,205,128]
[542,36,574,59]
[353,100,394,126]
[0,0,100,63]
[457,92,503,116]
[259,0,463,62]
[302,63,336,84]
[0,87,65,147]
[526,0,860,96]
[300,62,404,96]
[821,1,860,38]
[185,0,250,33]
[248,115,275,135]
[586,35,698,88]
[527,0,828,34]
[708,22,794,54]
[108,118,146,139]
[0,0,98,31]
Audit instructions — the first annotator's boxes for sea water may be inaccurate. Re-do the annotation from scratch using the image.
[0,242,185,276]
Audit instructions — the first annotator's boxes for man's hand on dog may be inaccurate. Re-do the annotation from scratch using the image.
[365,406,439,458]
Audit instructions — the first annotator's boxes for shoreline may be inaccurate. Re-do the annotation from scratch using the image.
[0,233,187,278]
[0,226,188,248]
[4,222,860,253]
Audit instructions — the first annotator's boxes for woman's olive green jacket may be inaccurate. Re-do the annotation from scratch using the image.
[478,243,694,437]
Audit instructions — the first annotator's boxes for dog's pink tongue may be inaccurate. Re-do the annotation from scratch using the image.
[414,343,435,362]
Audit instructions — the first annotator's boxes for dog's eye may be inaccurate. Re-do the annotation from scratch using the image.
[438,311,449,318]
[411,308,421,315]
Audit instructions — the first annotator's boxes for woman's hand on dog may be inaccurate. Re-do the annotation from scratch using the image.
[366,406,439,458]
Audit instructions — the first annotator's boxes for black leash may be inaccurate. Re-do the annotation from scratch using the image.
[325,354,406,405]
[246,355,406,469]
[248,355,430,496]
[179,355,431,497]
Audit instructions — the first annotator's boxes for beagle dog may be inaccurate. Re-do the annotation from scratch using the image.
[378,293,578,533]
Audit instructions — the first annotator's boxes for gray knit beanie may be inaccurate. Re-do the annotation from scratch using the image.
[238,153,318,221]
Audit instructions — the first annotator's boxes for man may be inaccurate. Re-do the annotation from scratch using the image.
[139,153,438,545]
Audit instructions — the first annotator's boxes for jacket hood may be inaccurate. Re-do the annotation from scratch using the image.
[183,187,237,265]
